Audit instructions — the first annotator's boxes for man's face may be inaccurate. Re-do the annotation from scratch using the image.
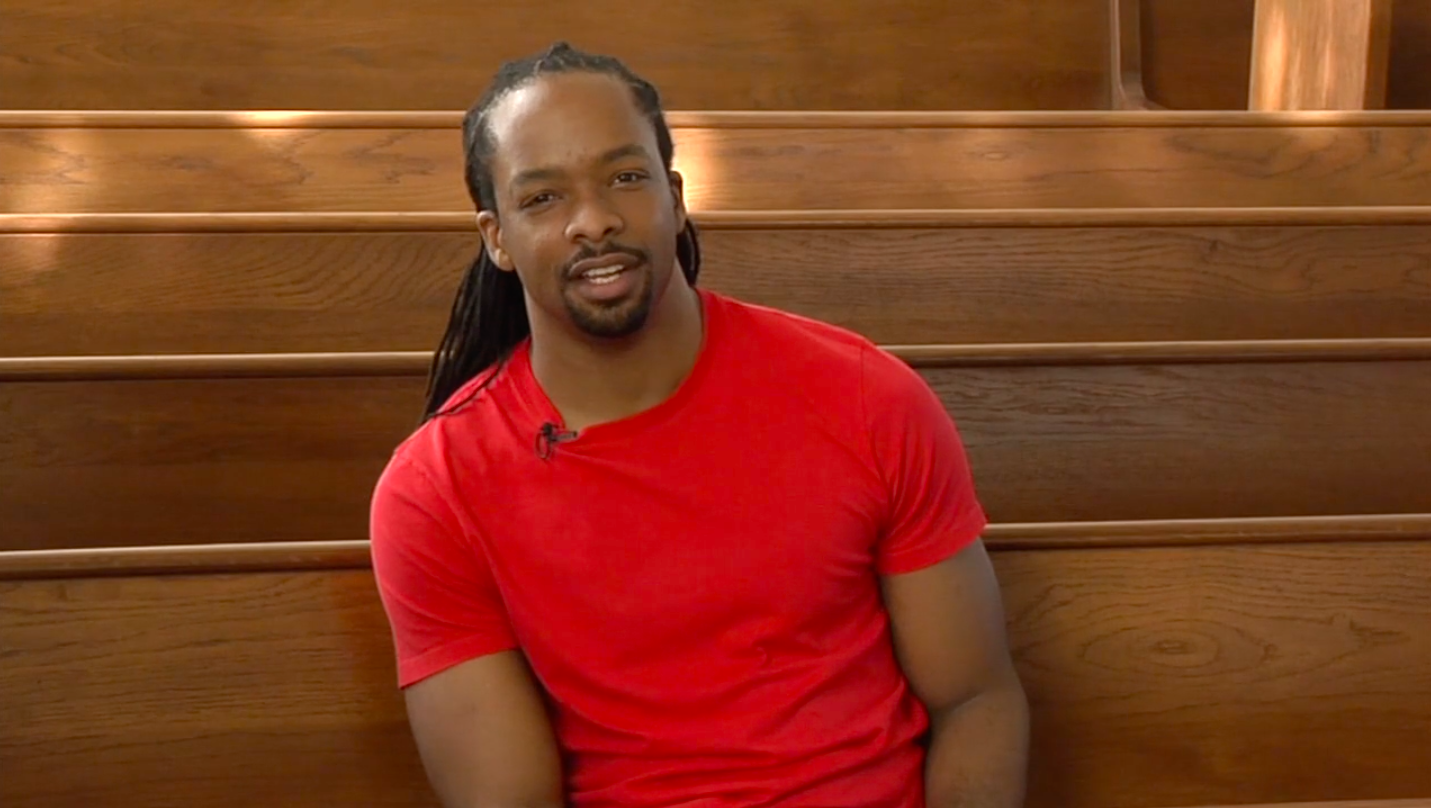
[477,71,687,341]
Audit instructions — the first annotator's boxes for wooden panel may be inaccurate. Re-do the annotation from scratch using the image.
[3,538,1429,808]
[4,117,1431,213]
[5,222,1431,356]
[943,359,1431,523]
[4,356,1430,550]
[1387,0,1431,109]
[1141,0,1431,110]
[0,376,423,549]
[1249,0,1393,111]
[0,569,433,808]
[1001,541,1431,807]
[0,230,477,356]
[0,0,1109,111]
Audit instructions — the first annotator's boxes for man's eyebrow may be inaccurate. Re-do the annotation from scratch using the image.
[601,143,653,164]
[508,144,654,189]
[510,166,562,188]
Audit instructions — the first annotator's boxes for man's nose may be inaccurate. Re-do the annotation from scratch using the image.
[564,192,625,244]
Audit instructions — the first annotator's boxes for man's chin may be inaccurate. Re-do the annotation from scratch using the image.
[564,279,655,339]
[567,298,652,340]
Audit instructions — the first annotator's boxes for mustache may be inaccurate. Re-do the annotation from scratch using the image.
[562,243,649,278]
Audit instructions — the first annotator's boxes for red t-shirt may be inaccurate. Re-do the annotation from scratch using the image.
[370,288,988,808]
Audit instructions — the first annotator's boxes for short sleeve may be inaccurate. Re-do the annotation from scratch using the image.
[369,454,519,687]
[862,343,989,575]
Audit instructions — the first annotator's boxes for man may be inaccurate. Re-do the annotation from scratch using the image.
[369,42,1029,808]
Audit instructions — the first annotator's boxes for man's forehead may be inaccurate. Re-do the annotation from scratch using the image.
[486,73,653,165]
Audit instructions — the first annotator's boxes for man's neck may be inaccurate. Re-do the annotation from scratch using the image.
[528,281,705,434]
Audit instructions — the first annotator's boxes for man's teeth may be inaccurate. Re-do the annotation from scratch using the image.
[583,266,624,280]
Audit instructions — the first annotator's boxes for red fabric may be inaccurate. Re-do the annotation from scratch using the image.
[370,289,988,808]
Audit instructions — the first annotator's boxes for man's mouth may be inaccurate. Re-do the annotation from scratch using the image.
[570,253,642,284]
[582,264,629,285]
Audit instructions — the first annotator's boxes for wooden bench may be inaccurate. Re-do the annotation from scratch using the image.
[5,202,1431,549]
[4,519,1429,808]
[0,0,1112,111]
[4,208,1431,356]
[3,344,1431,550]
[1138,0,1431,110]
[2,111,1427,546]
[3,111,1431,214]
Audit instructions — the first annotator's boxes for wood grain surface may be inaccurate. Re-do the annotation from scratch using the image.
[6,515,1431,580]
[1249,0,1393,111]
[0,568,430,808]
[999,541,1431,807]
[3,540,1428,808]
[0,375,422,549]
[6,222,1431,356]
[939,358,1431,522]
[5,121,1431,213]
[0,0,1110,111]
[3,357,1429,550]
[1140,0,1431,110]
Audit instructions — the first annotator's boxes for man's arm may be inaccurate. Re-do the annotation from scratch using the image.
[881,539,1029,808]
[403,650,565,808]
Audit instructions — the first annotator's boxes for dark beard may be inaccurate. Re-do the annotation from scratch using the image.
[563,268,656,339]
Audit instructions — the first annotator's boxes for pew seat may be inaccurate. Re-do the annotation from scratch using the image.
[3,520,1429,808]
[4,208,1431,357]
[3,203,1430,550]
[2,345,1430,549]
[3,111,1431,214]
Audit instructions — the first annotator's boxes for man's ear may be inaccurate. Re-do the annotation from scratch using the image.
[668,170,689,231]
[476,210,515,272]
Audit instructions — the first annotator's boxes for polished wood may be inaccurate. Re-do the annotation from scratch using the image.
[1249,0,1393,111]
[6,220,1431,355]
[12,205,1431,232]
[3,536,1428,808]
[1202,804,1431,808]
[939,358,1431,522]
[0,541,371,579]
[1110,0,1159,109]
[0,375,422,549]
[0,0,1109,111]
[7,339,1431,382]
[5,515,1430,580]
[1387,0,1431,109]
[3,354,1429,550]
[5,116,1431,213]
[986,513,1431,550]
[0,567,428,808]
[1141,0,1256,109]
[1002,541,1431,807]
[10,109,1431,127]
[1140,0,1431,110]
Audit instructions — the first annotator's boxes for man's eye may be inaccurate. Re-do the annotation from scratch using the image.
[615,171,646,184]
[523,192,556,208]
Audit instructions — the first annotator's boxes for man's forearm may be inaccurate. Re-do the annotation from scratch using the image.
[923,678,1030,808]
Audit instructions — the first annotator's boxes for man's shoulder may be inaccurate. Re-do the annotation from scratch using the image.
[715,292,876,372]
[711,292,943,426]
[378,358,522,498]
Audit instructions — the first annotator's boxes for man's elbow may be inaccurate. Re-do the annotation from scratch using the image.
[928,665,1029,728]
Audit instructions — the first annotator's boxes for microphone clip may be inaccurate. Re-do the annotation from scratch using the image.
[535,422,578,460]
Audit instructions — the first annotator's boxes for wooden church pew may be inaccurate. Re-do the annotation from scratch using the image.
[0,0,1112,112]
[5,208,1431,357]
[3,344,1430,550]
[3,111,1431,214]
[3,519,1429,808]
